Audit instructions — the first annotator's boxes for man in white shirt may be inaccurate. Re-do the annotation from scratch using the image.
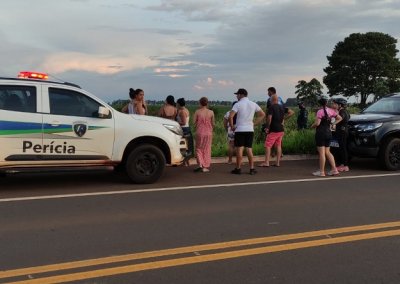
[229,88,265,175]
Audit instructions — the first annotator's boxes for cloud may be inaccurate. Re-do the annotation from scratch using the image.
[1,0,400,103]
[38,52,156,74]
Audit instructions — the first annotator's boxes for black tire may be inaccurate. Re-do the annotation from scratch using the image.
[379,137,400,171]
[125,144,166,184]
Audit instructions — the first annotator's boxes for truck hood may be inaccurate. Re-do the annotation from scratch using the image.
[349,113,400,124]
[130,114,180,126]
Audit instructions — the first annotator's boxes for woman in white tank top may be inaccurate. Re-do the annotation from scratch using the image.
[176,98,193,165]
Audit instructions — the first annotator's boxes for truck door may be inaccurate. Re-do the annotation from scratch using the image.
[41,86,114,161]
[0,84,42,163]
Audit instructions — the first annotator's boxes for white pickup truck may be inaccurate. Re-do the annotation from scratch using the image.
[0,72,190,183]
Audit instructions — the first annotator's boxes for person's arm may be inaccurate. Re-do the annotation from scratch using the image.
[254,109,266,126]
[142,100,148,115]
[211,111,215,129]
[158,106,164,117]
[223,116,228,130]
[311,117,321,128]
[121,103,129,113]
[333,114,343,126]
[265,114,272,133]
[229,110,237,131]
[136,102,146,115]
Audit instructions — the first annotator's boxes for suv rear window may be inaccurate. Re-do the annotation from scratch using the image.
[0,85,37,113]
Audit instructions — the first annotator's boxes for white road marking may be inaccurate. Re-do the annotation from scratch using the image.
[1,172,400,203]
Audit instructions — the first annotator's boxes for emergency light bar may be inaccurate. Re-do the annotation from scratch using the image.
[18,71,49,80]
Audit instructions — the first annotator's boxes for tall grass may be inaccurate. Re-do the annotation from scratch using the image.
[118,103,319,157]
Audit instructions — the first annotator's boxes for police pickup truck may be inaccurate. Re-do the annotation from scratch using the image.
[0,72,189,183]
[348,93,400,170]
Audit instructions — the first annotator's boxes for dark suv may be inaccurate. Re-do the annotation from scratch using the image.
[348,93,400,170]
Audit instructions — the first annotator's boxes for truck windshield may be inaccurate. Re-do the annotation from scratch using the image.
[363,98,400,114]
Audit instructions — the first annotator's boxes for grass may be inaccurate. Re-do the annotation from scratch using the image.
[114,101,361,157]
[145,104,316,157]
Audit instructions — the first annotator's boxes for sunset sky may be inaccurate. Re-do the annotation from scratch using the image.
[1,0,399,103]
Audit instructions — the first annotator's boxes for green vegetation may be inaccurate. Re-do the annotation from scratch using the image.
[115,102,317,157]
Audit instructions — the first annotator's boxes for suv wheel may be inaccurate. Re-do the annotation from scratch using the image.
[380,137,400,170]
[126,144,166,183]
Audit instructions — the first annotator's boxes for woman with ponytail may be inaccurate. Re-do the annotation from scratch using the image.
[311,96,342,176]
[121,88,147,115]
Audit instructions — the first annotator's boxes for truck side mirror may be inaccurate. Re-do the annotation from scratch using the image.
[98,106,110,118]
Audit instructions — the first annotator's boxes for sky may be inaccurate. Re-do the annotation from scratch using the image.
[1,0,399,103]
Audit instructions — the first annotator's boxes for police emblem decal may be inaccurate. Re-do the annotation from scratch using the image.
[73,123,88,137]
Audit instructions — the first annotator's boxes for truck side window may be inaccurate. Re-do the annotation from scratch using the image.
[49,88,104,118]
[0,85,37,113]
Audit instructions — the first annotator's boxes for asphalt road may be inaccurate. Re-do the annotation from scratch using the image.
[1,158,400,284]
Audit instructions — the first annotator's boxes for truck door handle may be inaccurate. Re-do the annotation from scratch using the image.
[50,121,61,127]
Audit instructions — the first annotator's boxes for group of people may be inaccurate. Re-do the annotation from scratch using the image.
[121,86,350,177]
[311,97,350,176]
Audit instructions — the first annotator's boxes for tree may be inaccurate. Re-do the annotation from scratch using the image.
[323,32,400,107]
[295,78,323,107]
[373,78,390,102]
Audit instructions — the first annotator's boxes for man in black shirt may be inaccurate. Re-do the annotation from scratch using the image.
[259,94,293,167]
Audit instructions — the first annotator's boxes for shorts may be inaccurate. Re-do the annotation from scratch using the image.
[265,131,284,148]
[315,131,332,147]
[234,132,254,148]
[227,131,235,142]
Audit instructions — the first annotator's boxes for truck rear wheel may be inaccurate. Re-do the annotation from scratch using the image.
[126,144,166,183]
[380,137,400,171]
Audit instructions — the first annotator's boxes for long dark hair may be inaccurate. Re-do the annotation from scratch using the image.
[129,88,143,99]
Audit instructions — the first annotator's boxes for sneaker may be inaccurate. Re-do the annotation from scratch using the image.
[337,165,349,172]
[231,168,241,175]
[249,168,257,175]
[327,170,340,176]
[202,168,210,173]
[312,170,325,177]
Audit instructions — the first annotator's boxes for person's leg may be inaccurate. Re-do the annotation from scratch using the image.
[265,147,271,166]
[228,141,234,164]
[317,146,326,173]
[194,134,205,171]
[247,147,254,169]
[261,135,272,166]
[275,132,284,166]
[325,147,338,174]
[335,131,344,166]
[337,131,349,171]
[235,146,244,169]
[276,145,282,166]
[203,134,212,170]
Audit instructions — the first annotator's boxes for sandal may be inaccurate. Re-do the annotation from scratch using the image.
[327,170,339,176]
[258,163,270,167]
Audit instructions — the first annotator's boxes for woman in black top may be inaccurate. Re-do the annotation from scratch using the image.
[333,98,350,172]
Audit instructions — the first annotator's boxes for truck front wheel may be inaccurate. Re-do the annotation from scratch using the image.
[126,144,166,183]
[380,137,400,171]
